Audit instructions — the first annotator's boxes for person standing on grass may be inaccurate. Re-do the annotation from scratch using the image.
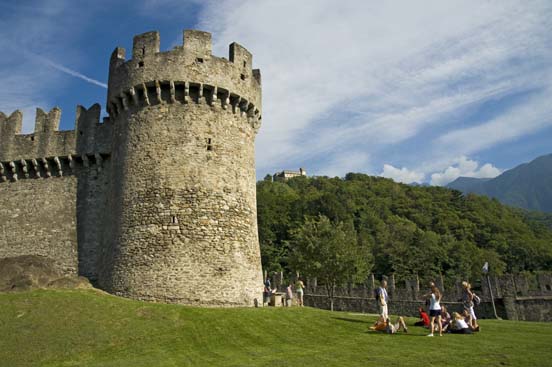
[296,278,305,307]
[285,283,293,307]
[461,281,479,330]
[423,282,443,337]
[263,276,271,306]
[376,279,389,319]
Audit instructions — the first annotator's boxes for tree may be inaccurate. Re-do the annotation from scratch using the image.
[256,173,552,282]
[288,215,373,311]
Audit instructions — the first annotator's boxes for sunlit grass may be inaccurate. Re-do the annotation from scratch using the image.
[1,289,551,367]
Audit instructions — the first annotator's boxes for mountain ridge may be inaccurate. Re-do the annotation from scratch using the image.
[447,153,552,213]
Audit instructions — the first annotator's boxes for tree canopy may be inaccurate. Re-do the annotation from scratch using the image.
[257,174,552,285]
[288,215,372,310]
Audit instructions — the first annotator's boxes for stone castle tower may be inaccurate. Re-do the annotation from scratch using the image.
[0,30,263,307]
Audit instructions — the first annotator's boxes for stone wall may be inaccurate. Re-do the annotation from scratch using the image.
[304,295,511,320]
[0,103,112,281]
[76,159,111,282]
[101,30,263,306]
[267,272,552,321]
[0,175,78,274]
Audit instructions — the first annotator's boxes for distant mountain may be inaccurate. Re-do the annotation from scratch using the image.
[447,154,552,213]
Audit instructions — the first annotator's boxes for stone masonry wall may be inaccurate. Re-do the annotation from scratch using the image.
[0,176,78,274]
[296,272,552,321]
[100,30,263,306]
[0,104,112,280]
[76,159,111,282]
[102,102,262,305]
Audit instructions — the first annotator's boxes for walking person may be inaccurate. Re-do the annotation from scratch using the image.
[375,280,389,319]
[423,282,443,337]
[461,281,480,330]
[296,278,305,307]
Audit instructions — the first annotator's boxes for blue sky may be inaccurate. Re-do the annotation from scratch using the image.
[1,0,551,185]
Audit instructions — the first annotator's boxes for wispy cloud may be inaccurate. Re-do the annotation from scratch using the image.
[434,87,552,157]
[0,1,104,132]
[38,56,107,89]
[198,0,552,178]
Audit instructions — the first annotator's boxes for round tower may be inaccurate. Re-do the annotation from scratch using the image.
[101,30,263,306]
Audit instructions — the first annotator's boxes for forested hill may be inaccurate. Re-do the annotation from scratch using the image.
[447,153,552,213]
[257,173,552,282]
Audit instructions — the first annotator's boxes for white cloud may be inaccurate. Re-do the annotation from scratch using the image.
[380,164,425,184]
[197,0,552,177]
[430,156,501,186]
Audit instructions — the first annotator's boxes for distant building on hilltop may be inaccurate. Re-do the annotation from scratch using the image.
[273,168,307,181]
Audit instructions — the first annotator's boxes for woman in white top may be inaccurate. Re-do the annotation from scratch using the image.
[450,312,473,334]
[423,282,443,337]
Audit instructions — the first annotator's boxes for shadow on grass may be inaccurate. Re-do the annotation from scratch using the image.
[331,317,373,324]
[364,330,431,337]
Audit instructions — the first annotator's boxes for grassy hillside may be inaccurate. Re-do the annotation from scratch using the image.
[1,289,552,367]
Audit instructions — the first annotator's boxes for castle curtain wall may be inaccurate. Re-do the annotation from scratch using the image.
[0,176,78,274]
[0,105,112,279]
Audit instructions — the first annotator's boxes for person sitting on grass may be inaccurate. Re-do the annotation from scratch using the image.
[462,309,480,332]
[370,315,408,334]
[414,306,430,327]
[440,305,452,332]
[449,312,473,334]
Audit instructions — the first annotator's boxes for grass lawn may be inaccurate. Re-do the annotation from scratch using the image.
[1,289,551,367]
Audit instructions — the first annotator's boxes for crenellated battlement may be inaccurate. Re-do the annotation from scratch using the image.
[0,105,112,163]
[107,29,262,119]
[0,153,107,183]
[107,80,261,132]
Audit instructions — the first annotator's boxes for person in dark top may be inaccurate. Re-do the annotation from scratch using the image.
[440,305,452,332]
[263,277,271,306]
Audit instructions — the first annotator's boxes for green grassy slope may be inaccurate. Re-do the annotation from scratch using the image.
[1,289,551,367]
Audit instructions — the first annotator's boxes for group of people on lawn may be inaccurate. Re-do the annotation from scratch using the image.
[263,277,305,307]
[370,280,481,336]
[264,275,482,336]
